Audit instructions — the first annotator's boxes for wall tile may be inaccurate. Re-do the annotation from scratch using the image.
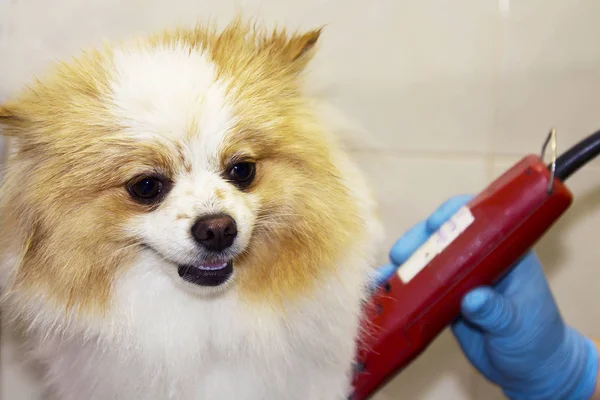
[1,321,43,400]
[492,0,600,160]
[318,0,498,153]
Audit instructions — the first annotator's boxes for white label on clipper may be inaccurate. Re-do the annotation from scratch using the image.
[397,206,475,284]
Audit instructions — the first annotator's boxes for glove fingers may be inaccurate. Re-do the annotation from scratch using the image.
[389,221,429,265]
[426,195,474,233]
[460,287,517,336]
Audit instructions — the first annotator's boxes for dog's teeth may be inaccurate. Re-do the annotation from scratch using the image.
[194,261,229,271]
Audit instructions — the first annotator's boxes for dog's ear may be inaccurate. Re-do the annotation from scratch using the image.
[282,29,321,68]
[265,28,322,73]
[0,103,27,136]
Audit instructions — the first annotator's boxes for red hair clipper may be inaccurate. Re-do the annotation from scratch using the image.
[351,129,600,399]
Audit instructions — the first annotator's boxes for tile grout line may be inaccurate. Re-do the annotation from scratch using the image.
[347,148,525,160]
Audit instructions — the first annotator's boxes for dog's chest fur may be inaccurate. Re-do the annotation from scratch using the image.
[25,252,369,400]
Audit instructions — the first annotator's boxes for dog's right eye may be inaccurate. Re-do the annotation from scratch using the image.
[127,176,166,204]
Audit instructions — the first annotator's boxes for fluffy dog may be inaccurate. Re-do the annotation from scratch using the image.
[0,19,383,400]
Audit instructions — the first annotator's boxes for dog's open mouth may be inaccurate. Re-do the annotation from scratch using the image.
[177,260,233,287]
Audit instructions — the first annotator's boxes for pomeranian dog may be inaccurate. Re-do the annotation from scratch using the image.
[0,19,383,400]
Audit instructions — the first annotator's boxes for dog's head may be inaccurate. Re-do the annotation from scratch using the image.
[0,21,365,314]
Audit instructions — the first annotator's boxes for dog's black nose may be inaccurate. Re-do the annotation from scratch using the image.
[191,214,237,252]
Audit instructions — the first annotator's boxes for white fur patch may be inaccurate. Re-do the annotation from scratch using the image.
[109,43,233,153]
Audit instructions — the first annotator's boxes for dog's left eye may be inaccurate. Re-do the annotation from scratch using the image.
[228,162,256,188]
[127,176,166,203]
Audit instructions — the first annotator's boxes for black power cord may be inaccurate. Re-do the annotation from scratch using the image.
[554,130,600,181]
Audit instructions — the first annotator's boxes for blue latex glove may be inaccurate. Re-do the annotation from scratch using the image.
[374,195,599,400]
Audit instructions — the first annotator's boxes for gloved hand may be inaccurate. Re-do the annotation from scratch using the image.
[374,195,599,400]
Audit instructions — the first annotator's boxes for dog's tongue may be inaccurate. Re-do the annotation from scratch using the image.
[197,261,228,271]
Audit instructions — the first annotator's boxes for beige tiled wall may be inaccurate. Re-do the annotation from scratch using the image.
[2,1,600,399]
